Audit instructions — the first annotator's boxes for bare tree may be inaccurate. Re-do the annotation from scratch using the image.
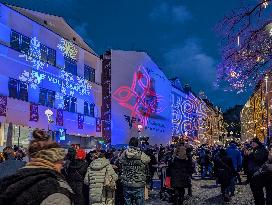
[216,0,272,93]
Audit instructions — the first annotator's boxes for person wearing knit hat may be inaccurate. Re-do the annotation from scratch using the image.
[0,129,74,205]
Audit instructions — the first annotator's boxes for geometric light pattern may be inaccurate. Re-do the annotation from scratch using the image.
[113,66,166,127]
[172,95,199,139]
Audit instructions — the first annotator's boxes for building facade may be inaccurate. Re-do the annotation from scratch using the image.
[0,3,102,148]
[102,50,172,145]
[241,77,268,142]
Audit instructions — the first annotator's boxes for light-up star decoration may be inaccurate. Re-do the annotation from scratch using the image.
[57,38,78,60]
[113,66,166,127]
[172,96,198,138]
[19,37,46,70]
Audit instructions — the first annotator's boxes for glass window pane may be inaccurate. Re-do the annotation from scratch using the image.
[64,96,70,111]
[90,68,95,82]
[39,88,47,106]
[90,103,95,117]
[19,82,28,101]
[20,35,30,54]
[84,101,89,116]
[10,31,20,51]
[47,47,56,66]
[40,44,48,63]
[8,78,18,98]
[47,90,55,108]
[70,97,77,113]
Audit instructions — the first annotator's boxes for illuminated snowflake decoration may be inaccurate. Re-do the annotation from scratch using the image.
[19,37,46,70]
[59,70,92,96]
[76,76,92,95]
[57,38,78,60]
[60,70,74,82]
[19,70,45,89]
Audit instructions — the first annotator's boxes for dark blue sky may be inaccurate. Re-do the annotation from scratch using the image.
[1,0,251,110]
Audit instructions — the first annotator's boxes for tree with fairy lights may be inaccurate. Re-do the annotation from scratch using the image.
[216,0,272,93]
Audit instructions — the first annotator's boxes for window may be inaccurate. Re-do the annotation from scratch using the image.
[84,65,95,82]
[64,96,77,113]
[10,30,30,54]
[41,44,56,66]
[84,101,89,116]
[84,101,95,117]
[39,88,55,108]
[8,78,28,101]
[64,56,77,75]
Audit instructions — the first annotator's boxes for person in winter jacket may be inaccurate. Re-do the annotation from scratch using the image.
[84,151,118,205]
[215,149,236,202]
[250,147,272,205]
[0,146,26,179]
[120,137,150,205]
[226,142,242,172]
[170,141,194,205]
[247,138,269,180]
[64,148,89,205]
[0,129,74,205]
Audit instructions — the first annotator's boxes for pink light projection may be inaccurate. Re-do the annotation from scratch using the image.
[113,66,166,127]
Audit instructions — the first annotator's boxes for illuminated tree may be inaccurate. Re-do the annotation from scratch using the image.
[216,0,272,93]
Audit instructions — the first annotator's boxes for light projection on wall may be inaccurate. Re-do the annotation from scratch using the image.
[19,70,45,89]
[172,96,199,138]
[18,69,92,97]
[19,37,47,70]
[113,66,166,127]
[57,38,78,60]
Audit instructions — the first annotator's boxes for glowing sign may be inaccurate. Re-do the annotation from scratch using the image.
[57,38,78,60]
[113,66,166,127]
[19,37,47,70]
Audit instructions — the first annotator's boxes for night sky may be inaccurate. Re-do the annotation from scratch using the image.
[0,0,251,110]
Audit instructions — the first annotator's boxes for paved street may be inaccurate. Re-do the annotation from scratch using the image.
[147,176,254,205]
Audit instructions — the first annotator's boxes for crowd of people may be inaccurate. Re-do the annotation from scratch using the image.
[0,129,272,205]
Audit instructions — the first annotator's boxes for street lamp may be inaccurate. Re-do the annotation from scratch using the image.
[45,109,54,131]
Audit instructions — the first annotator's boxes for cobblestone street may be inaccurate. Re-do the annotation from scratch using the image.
[147,176,254,205]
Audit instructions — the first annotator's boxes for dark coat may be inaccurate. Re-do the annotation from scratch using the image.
[170,157,194,188]
[0,157,26,179]
[215,156,235,186]
[64,159,88,205]
[0,168,74,205]
[248,146,269,178]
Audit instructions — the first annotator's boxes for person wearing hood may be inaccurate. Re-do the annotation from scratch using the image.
[120,137,150,205]
[170,141,194,205]
[0,146,26,179]
[64,148,89,205]
[0,129,74,205]
[84,151,118,205]
[250,146,272,205]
